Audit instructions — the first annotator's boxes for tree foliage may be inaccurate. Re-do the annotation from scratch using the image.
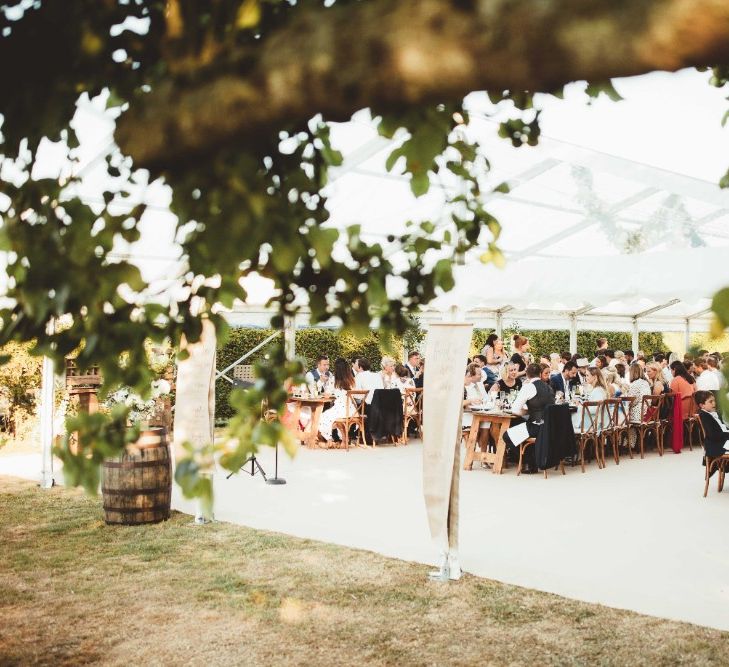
[1,0,728,506]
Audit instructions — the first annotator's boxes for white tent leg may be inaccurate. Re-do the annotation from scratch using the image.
[631,319,640,355]
[684,319,691,354]
[39,354,55,488]
[284,314,297,361]
[495,311,503,338]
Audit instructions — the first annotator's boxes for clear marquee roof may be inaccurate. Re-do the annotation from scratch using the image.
[232,108,729,336]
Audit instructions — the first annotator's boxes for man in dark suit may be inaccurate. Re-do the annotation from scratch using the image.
[549,361,578,399]
[697,390,729,458]
[405,351,422,380]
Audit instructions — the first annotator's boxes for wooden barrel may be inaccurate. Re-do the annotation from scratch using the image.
[102,428,172,525]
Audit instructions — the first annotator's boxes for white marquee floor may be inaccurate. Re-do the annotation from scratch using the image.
[4,442,729,631]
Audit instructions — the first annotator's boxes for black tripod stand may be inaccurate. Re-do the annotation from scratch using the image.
[225,443,286,485]
[226,455,268,481]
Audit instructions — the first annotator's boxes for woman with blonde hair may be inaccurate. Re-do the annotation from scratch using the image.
[573,367,610,431]
[549,353,561,374]
[380,356,398,389]
[489,362,522,395]
[645,361,666,396]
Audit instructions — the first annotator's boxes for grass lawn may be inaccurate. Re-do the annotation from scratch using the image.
[1,476,728,666]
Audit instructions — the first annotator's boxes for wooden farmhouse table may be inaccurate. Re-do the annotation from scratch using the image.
[463,410,517,474]
[286,396,333,448]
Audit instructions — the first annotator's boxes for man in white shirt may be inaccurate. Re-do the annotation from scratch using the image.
[353,358,384,404]
[707,356,725,386]
[696,359,721,391]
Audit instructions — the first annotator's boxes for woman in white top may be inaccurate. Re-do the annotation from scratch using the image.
[393,363,415,394]
[573,367,610,431]
[626,362,652,449]
[318,359,357,442]
[380,356,398,389]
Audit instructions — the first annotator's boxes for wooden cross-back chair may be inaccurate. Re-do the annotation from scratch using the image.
[402,387,423,443]
[331,389,369,450]
[698,415,729,497]
[575,401,603,472]
[634,394,663,458]
[600,398,625,466]
[682,393,701,451]
[617,396,635,459]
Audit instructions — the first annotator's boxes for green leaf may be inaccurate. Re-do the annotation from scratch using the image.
[410,172,430,197]
[433,259,454,292]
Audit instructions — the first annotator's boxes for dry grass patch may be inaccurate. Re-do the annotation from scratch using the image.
[1,475,728,666]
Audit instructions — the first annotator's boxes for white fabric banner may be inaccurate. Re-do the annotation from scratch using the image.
[173,319,217,460]
[422,322,473,558]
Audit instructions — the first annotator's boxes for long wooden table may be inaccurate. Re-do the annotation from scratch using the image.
[287,396,333,448]
[463,410,516,474]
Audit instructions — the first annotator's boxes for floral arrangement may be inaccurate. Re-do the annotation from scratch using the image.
[104,379,172,426]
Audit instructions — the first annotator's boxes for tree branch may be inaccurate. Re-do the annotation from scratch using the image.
[116,0,729,170]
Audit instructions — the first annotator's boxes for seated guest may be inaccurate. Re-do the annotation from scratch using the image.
[595,355,609,374]
[696,359,721,391]
[489,363,522,396]
[645,361,667,395]
[573,367,611,432]
[305,355,333,393]
[504,363,555,473]
[353,358,384,404]
[318,358,357,443]
[696,390,729,459]
[549,353,561,374]
[611,362,629,396]
[624,350,635,366]
[670,360,697,420]
[394,363,415,393]
[463,363,491,450]
[706,356,724,386]
[627,361,652,423]
[654,352,673,385]
[404,351,422,379]
[473,354,490,384]
[604,349,616,368]
[612,350,625,368]
[539,362,552,384]
[591,337,609,365]
[380,356,399,389]
[550,361,578,400]
[415,358,425,389]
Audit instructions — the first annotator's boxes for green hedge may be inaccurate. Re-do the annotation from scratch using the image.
[216,326,666,421]
[472,328,665,360]
[215,327,405,421]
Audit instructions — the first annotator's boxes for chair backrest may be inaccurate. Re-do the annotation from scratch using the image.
[684,393,698,419]
[579,401,602,435]
[404,387,423,416]
[347,389,369,419]
[640,394,661,423]
[618,396,634,424]
[601,398,622,430]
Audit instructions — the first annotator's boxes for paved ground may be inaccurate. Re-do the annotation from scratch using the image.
[4,440,729,631]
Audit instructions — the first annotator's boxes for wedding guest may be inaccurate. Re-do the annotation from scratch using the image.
[462,363,491,449]
[505,363,555,473]
[624,350,635,365]
[549,361,578,400]
[573,367,610,432]
[612,362,629,396]
[405,351,422,379]
[591,337,609,364]
[481,334,506,383]
[670,360,697,420]
[539,362,552,384]
[645,361,667,395]
[654,353,673,385]
[380,356,399,389]
[305,355,333,393]
[318,358,357,443]
[489,363,522,395]
[559,351,572,371]
[473,354,490,384]
[394,363,416,393]
[511,335,531,378]
[695,359,721,391]
[696,390,729,459]
[627,362,652,424]
[706,356,724,386]
[354,358,383,404]
[415,358,425,389]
